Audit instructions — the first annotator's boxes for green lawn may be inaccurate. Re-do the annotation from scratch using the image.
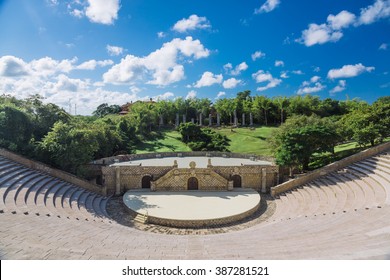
[135,130,191,153]
[135,126,277,155]
[216,126,277,155]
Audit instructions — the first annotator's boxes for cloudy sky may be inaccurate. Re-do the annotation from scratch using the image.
[0,0,389,114]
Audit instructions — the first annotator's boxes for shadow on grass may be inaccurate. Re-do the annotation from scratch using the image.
[309,146,366,170]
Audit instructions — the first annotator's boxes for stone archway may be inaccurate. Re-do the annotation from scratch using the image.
[187,177,199,190]
[141,175,152,189]
[232,175,242,188]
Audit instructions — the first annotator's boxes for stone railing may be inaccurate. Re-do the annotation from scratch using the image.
[0,148,106,196]
[271,141,390,197]
[93,151,275,165]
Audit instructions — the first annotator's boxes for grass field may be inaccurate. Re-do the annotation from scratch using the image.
[135,126,277,155]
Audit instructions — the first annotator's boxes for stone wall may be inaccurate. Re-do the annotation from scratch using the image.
[152,168,229,191]
[102,162,279,194]
[0,148,105,195]
[271,141,390,197]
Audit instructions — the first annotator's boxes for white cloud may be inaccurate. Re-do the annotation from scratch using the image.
[76,59,113,70]
[30,57,78,77]
[314,67,321,72]
[157,32,166,38]
[275,60,284,67]
[216,91,226,99]
[0,56,29,77]
[154,92,175,100]
[327,63,375,79]
[255,0,281,14]
[292,70,304,75]
[172,14,211,33]
[70,9,84,18]
[280,71,289,79]
[379,43,388,50]
[298,23,343,47]
[224,62,248,75]
[106,45,124,56]
[186,90,197,99]
[327,10,356,30]
[358,0,390,25]
[251,51,265,61]
[103,37,210,86]
[329,80,347,94]
[252,70,282,91]
[297,77,325,95]
[85,0,120,25]
[298,1,390,47]
[223,78,242,89]
[194,71,223,88]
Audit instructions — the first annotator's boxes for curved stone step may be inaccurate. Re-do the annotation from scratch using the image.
[0,162,21,174]
[337,172,366,210]
[15,175,49,210]
[302,183,322,216]
[319,176,348,214]
[344,168,377,208]
[315,178,339,214]
[327,172,357,212]
[3,171,40,212]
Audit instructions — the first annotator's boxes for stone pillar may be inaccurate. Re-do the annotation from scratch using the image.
[199,113,203,126]
[209,114,212,126]
[175,113,179,127]
[234,110,238,126]
[115,166,121,195]
[191,118,195,124]
[228,181,234,191]
[217,113,220,126]
[250,113,253,126]
[261,168,267,193]
[183,114,186,123]
[242,113,246,126]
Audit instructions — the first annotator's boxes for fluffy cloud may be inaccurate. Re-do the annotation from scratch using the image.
[154,92,175,100]
[358,0,390,25]
[68,0,120,25]
[327,10,356,30]
[298,23,343,47]
[255,0,281,14]
[216,91,226,99]
[298,1,390,46]
[224,62,248,75]
[222,78,242,89]
[252,70,282,91]
[330,80,347,94]
[103,37,210,86]
[275,60,284,67]
[194,72,223,88]
[85,0,120,25]
[106,45,124,56]
[76,59,113,70]
[186,90,197,99]
[251,51,265,61]
[327,63,375,79]
[172,14,211,33]
[0,56,29,77]
[297,76,325,95]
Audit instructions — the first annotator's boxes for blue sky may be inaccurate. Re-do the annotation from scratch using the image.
[0,0,389,114]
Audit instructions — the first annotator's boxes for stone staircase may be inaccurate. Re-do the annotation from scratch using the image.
[271,152,390,221]
[0,156,111,223]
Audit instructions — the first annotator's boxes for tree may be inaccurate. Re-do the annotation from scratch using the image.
[270,115,340,172]
[273,96,288,124]
[93,103,121,118]
[0,105,33,152]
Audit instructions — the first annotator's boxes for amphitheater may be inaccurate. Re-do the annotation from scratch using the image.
[1,142,390,260]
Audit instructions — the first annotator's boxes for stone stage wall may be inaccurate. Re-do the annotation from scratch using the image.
[102,161,279,195]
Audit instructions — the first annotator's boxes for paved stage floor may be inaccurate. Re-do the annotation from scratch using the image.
[123,189,261,222]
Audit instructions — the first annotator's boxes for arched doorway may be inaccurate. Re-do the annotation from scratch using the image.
[232,175,242,188]
[141,175,152,189]
[188,177,199,190]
